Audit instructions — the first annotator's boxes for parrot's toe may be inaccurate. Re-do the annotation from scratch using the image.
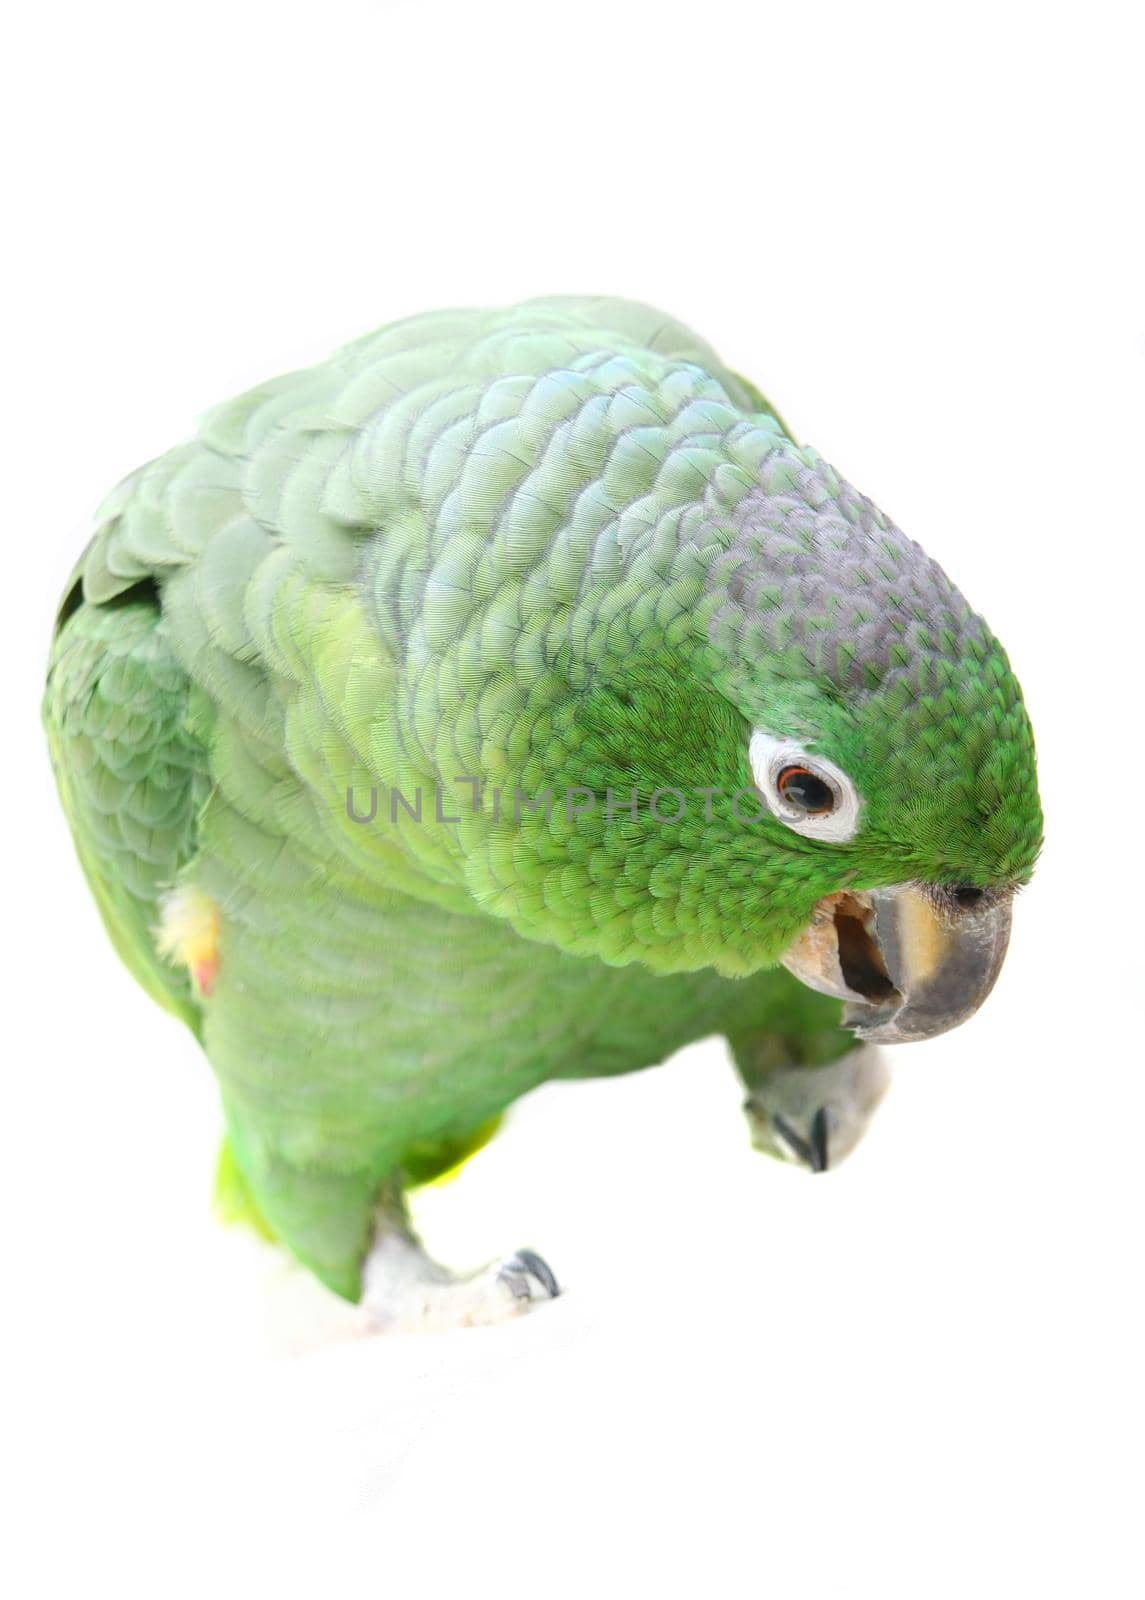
[772,1107,833,1172]
[745,1044,890,1174]
[496,1248,561,1303]
[362,1232,561,1333]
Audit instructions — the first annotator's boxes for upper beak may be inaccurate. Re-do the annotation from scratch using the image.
[780,883,1013,1044]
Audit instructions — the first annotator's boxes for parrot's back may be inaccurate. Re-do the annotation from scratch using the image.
[44,296,777,1030]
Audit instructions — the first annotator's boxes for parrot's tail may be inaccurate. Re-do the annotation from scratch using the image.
[211,1117,503,1248]
[213,1138,277,1240]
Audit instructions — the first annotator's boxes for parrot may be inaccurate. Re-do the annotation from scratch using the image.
[43,297,1042,1330]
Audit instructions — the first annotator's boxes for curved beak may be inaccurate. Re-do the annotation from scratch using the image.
[780,883,1013,1044]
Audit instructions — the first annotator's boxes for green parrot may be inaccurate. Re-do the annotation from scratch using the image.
[44,297,1042,1329]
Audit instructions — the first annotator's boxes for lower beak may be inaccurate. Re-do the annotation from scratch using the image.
[780,883,1013,1044]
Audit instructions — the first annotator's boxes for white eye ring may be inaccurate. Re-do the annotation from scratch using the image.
[748,730,862,844]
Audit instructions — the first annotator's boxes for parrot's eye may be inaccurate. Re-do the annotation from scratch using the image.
[776,765,835,816]
[749,731,862,844]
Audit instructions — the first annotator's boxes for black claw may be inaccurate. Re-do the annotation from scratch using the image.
[511,1248,560,1299]
[773,1111,830,1173]
[809,1106,831,1174]
[772,1113,814,1169]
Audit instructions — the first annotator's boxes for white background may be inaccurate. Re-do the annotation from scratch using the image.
[5,1,1143,1595]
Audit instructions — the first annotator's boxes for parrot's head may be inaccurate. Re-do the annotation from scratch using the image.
[555,440,1042,1044]
[689,445,1043,1040]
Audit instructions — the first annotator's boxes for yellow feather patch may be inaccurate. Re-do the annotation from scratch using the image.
[156,884,221,996]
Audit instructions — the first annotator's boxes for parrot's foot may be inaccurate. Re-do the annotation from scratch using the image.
[360,1224,560,1334]
[744,1044,889,1173]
